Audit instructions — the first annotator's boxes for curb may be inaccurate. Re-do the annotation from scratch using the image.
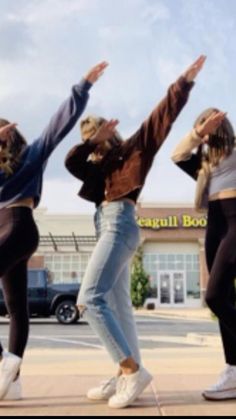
[187,333,220,347]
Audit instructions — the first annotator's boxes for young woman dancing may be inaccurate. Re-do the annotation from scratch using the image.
[172,109,236,401]
[65,56,206,409]
[0,61,108,402]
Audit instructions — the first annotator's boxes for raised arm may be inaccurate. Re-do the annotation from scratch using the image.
[172,129,203,180]
[172,110,227,180]
[65,120,119,180]
[29,62,109,163]
[125,56,206,156]
[172,129,203,162]
[65,141,97,181]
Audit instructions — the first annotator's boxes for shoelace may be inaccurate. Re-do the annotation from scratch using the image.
[117,376,128,394]
[101,378,116,391]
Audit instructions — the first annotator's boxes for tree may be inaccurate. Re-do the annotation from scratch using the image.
[131,247,150,309]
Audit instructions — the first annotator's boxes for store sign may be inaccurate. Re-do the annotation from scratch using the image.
[137,214,207,231]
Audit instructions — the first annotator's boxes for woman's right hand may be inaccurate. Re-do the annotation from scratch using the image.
[90,120,120,145]
[196,111,227,140]
[84,61,109,84]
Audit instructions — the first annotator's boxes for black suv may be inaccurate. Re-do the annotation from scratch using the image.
[0,269,81,325]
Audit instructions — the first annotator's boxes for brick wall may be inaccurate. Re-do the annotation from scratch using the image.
[28,255,45,269]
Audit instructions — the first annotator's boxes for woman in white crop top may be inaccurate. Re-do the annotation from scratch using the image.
[172,109,236,403]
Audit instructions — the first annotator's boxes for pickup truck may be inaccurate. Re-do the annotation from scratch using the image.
[0,269,81,325]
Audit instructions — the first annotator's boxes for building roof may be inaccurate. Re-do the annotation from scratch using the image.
[40,234,96,252]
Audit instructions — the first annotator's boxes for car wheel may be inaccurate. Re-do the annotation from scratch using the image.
[55,301,79,325]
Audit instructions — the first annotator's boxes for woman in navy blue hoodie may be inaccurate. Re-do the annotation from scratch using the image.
[0,61,108,402]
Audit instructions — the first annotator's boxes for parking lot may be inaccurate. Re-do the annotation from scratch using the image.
[0,313,219,351]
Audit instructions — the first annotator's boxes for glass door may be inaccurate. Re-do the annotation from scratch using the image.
[173,272,186,305]
[158,272,186,306]
[159,273,172,305]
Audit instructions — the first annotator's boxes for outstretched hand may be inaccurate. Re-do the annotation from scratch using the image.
[183,55,207,83]
[90,120,120,145]
[196,111,227,140]
[85,62,109,84]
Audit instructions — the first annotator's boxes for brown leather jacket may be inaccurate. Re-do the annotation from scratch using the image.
[65,76,194,206]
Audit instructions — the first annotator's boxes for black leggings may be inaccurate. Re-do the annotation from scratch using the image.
[0,208,39,358]
[206,199,236,366]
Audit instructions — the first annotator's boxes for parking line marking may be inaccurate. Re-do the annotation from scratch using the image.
[31,336,103,349]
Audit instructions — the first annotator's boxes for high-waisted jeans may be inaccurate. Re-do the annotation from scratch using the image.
[78,201,141,364]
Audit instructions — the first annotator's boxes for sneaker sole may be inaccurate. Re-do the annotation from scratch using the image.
[109,373,153,409]
[87,394,114,402]
[4,396,22,401]
[203,389,236,401]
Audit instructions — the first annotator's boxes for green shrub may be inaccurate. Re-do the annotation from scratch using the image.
[131,247,150,309]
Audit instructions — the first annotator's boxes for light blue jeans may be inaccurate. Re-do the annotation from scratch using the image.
[78,201,141,364]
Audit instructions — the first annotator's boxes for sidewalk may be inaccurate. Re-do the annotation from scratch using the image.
[136,307,212,322]
[0,346,235,416]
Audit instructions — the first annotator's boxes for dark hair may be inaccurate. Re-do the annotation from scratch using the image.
[0,119,27,176]
[194,108,235,167]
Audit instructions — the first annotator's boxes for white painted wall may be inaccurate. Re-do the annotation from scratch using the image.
[143,241,199,255]
[34,208,95,236]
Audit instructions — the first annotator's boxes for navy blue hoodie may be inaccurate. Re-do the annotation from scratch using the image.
[0,78,92,209]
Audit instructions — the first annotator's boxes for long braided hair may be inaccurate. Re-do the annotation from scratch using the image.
[0,119,27,176]
[194,108,235,170]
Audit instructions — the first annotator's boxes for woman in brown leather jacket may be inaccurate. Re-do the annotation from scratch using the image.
[66,56,206,410]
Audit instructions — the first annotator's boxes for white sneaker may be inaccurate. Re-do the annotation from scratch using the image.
[87,377,117,401]
[109,367,153,409]
[4,378,22,401]
[203,365,236,401]
[0,352,22,401]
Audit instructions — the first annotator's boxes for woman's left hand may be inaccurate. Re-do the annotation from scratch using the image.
[183,55,207,83]
[84,62,109,84]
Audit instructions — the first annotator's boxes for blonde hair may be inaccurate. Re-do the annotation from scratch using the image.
[80,116,104,142]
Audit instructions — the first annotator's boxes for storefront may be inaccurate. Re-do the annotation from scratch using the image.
[30,204,209,308]
[137,203,208,308]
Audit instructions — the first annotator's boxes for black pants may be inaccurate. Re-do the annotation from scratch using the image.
[206,199,236,366]
[0,208,39,358]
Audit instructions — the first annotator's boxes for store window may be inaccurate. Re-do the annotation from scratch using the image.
[45,253,92,284]
[143,253,200,300]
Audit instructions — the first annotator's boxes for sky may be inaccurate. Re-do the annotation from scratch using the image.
[0,0,236,214]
